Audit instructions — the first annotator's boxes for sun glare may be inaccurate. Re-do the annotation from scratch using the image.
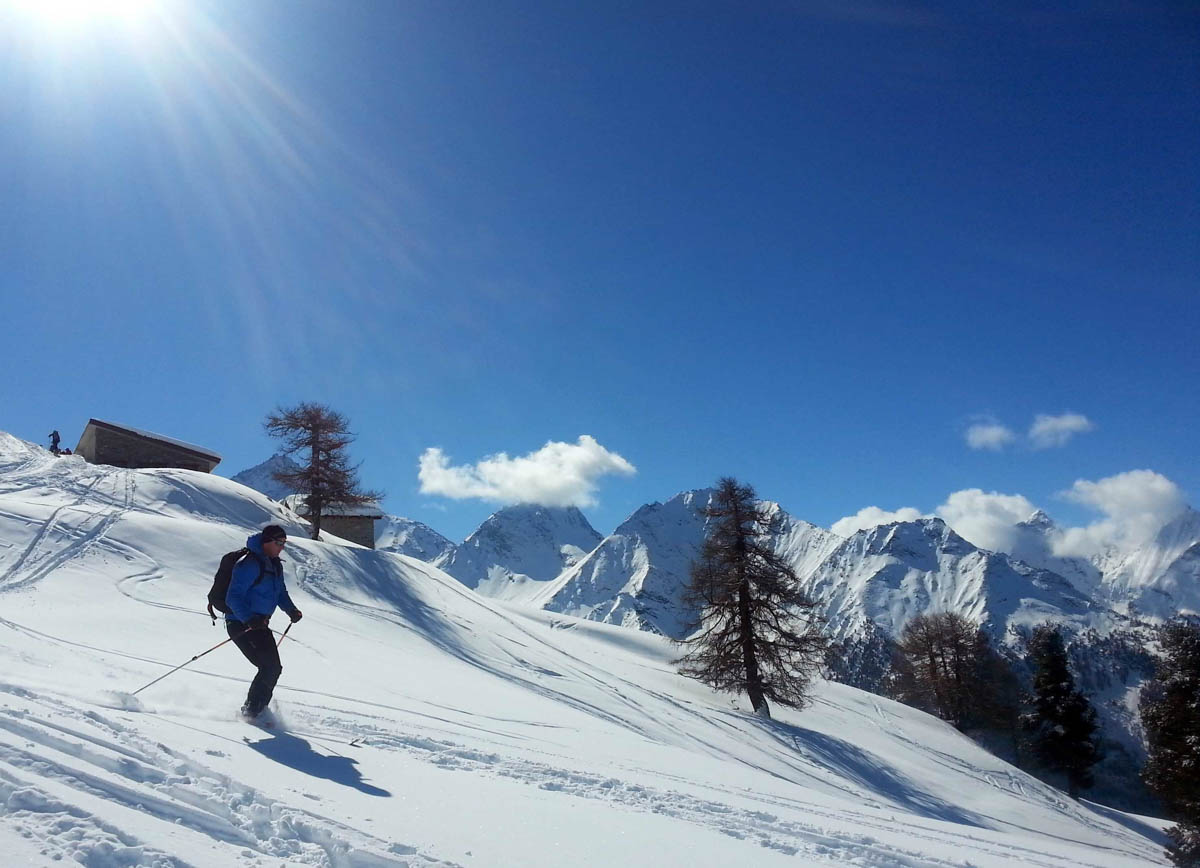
[11,0,159,30]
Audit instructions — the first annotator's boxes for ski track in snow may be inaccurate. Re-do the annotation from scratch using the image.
[0,466,133,593]
[277,701,1154,868]
[0,684,451,868]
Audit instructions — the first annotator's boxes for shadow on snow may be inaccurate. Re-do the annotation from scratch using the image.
[755,717,988,828]
[245,731,391,798]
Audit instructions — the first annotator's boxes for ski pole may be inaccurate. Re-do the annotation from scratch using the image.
[131,628,251,696]
[276,621,292,648]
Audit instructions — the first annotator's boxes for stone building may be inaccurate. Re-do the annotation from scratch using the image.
[74,419,221,473]
[282,495,384,549]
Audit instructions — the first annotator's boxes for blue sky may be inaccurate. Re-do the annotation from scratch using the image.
[2,1,1196,545]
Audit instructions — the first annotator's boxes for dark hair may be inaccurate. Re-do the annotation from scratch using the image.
[262,524,287,543]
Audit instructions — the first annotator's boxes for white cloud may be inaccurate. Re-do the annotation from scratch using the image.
[418,436,636,508]
[1029,413,1094,449]
[1053,470,1187,557]
[934,489,1039,553]
[965,422,1016,451]
[831,506,924,538]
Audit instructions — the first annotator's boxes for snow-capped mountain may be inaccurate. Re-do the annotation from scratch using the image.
[229,452,301,500]
[533,489,841,638]
[532,491,1105,645]
[1008,510,1104,597]
[1093,507,1200,618]
[374,514,455,561]
[800,517,1100,645]
[433,504,602,602]
[1005,507,1200,619]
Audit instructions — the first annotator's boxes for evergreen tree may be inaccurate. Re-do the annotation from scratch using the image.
[675,478,826,718]
[264,402,383,540]
[1140,618,1200,867]
[1022,625,1100,799]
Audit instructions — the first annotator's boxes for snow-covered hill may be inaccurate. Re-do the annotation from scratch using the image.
[375,515,455,561]
[0,431,1170,866]
[229,453,302,501]
[432,504,601,603]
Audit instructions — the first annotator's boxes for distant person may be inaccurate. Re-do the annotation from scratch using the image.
[61,448,71,455]
[224,524,303,720]
[49,430,60,455]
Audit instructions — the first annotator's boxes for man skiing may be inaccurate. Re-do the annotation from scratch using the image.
[225,524,303,720]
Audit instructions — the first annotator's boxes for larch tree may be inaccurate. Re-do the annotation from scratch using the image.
[675,477,827,719]
[891,612,1021,746]
[264,402,383,540]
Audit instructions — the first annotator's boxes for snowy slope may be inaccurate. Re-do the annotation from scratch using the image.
[432,505,601,603]
[0,432,1171,867]
[374,515,455,561]
[229,453,303,501]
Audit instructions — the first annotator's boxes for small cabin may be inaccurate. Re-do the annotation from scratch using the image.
[283,495,384,549]
[74,419,221,473]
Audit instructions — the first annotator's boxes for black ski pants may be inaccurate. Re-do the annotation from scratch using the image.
[227,620,282,716]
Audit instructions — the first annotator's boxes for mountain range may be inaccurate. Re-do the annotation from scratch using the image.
[231,457,1199,647]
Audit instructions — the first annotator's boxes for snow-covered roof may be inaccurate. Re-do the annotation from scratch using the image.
[83,418,222,461]
[282,493,384,517]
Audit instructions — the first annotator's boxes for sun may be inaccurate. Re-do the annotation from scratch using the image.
[10,0,160,30]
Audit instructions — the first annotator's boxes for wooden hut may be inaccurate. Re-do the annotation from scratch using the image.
[282,495,384,549]
[74,419,221,473]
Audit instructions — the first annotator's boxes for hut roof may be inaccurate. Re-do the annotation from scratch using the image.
[83,419,222,462]
[282,494,384,518]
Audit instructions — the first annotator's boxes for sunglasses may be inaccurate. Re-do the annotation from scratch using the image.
[266,537,287,546]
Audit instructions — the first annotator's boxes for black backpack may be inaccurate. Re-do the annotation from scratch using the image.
[206,548,266,622]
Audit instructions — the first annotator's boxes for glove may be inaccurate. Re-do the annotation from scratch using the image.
[289,609,303,624]
[248,615,270,630]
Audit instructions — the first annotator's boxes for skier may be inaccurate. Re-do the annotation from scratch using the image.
[49,430,60,455]
[224,524,303,720]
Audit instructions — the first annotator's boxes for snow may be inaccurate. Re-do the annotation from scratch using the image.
[0,430,1173,866]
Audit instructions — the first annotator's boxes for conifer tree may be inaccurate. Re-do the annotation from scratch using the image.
[1022,625,1100,799]
[675,478,826,718]
[1140,618,1200,867]
[264,402,382,540]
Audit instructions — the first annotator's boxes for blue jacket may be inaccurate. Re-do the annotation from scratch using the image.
[225,532,297,623]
